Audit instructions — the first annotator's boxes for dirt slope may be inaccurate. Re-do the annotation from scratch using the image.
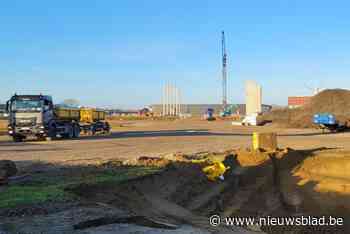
[69,149,350,233]
[261,89,350,128]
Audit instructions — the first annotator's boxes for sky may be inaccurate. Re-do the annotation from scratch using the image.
[1,1,350,108]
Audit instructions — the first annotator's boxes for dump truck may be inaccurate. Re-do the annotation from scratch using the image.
[6,94,110,142]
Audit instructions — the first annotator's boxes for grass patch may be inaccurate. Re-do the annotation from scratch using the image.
[0,166,160,209]
[84,167,160,184]
[0,185,66,209]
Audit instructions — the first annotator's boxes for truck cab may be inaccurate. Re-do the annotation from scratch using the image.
[7,94,54,141]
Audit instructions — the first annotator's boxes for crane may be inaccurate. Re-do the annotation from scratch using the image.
[220,31,232,118]
[222,31,228,111]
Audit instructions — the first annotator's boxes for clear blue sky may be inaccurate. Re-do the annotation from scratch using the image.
[1,1,350,108]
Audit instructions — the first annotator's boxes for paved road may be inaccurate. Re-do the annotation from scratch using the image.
[0,120,349,166]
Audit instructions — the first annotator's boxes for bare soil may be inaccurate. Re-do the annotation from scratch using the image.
[67,148,350,233]
[260,89,350,128]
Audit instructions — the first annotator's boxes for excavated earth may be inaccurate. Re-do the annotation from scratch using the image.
[68,148,350,234]
[261,89,350,128]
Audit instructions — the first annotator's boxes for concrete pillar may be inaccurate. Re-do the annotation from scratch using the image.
[162,85,165,116]
[166,84,169,116]
[245,80,262,115]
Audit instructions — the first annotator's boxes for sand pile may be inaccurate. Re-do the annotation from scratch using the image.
[261,89,350,128]
[293,150,350,196]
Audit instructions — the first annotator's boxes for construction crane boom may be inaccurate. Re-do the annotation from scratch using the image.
[222,31,228,110]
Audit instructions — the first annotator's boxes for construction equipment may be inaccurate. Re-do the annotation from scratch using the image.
[6,94,110,142]
[220,104,239,117]
[221,31,228,111]
[220,108,231,117]
[204,108,216,121]
[313,113,346,133]
[202,161,230,181]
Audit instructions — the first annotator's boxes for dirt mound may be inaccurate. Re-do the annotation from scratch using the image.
[261,89,350,128]
[69,149,350,233]
[137,156,171,167]
[293,150,350,196]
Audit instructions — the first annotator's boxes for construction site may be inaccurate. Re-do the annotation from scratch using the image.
[1,49,350,234]
[1,3,350,234]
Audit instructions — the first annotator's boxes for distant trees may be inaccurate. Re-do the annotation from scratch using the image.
[61,99,80,108]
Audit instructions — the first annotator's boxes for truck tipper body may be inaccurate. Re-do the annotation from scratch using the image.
[6,94,110,142]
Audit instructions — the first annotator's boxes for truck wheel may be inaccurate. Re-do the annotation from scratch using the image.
[48,122,57,140]
[103,122,111,134]
[62,125,74,139]
[73,124,80,138]
[68,125,74,139]
[91,125,96,135]
[13,136,23,142]
[37,135,47,141]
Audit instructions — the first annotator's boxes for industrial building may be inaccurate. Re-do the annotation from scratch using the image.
[288,96,311,109]
[151,104,271,117]
[105,109,139,117]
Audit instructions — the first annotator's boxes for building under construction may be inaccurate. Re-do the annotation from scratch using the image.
[151,104,272,117]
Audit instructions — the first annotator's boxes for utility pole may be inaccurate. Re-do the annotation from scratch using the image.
[222,31,228,110]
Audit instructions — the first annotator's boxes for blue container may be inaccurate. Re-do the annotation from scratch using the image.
[313,113,336,125]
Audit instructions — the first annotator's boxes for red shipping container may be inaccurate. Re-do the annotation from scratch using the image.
[288,96,311,107]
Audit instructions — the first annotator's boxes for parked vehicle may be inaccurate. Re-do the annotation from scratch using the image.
[241,113,261,126]
[313,113,346,132]
[6,94,110,142]
[204,108,216,121]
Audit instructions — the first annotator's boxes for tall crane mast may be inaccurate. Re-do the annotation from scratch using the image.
[222,31,228,110]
